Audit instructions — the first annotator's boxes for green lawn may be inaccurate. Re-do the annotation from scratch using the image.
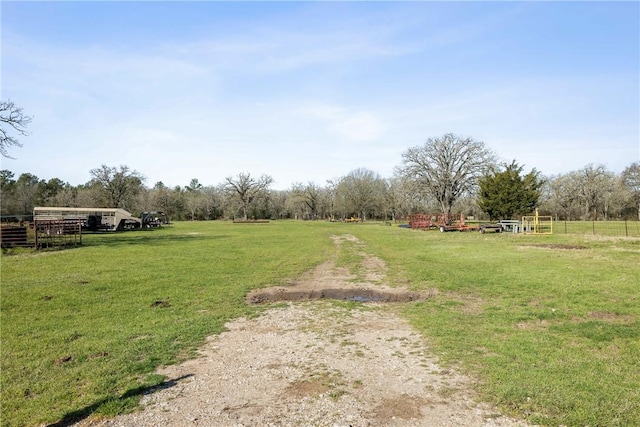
[1,221,639,426]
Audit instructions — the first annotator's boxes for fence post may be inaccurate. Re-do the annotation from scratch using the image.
[625,220,628,237]
[592,220,595,235]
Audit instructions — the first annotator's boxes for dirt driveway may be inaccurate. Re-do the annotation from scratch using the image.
[80,235,530,427]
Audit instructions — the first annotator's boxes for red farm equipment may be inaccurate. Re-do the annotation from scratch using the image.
[408,214,438,230]
[436,214,478,232]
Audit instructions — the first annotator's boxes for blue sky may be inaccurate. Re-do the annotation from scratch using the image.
[2,1,638,190]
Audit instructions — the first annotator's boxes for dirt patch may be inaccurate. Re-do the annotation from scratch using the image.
[444,292,485,315]
[568,311,636,324]
[519,244,588,250]
[515,319,550,330]
[76,234,530,427]
[54,355,73,365]
[247,234,431,304]
[284,378,331,399]
[371,394,431,422]
[150,300,171,309]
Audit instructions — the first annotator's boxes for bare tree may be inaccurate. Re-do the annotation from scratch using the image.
[541,172,582,220]
[89,164,145,210]
[400,133,495,215]
[201,186,224,220]
[576,164,615,220]
[271,190,290,219]
[385,175,430,220]
[224,172,273,220]
[185,178,204,220]
[1,100,32,158]
[622,162,640,220]
[290,182,322,220]
[335,168,387,221]
[150,182,176,220]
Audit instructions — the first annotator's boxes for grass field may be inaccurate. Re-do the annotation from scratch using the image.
[1,221,639,426]
[554,220,640,237]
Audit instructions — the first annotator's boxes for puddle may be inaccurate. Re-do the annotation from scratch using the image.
[246,287,426,305]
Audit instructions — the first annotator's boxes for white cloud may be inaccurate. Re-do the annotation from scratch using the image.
[300,103,386,143]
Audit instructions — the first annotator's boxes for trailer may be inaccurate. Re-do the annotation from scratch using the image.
[479,223,503,233]
[33,207,142,232]
[437,214,478,232]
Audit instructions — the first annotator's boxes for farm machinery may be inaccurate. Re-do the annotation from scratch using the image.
[408,213,477,232]
[407,213,527,233]
[436,214,478,232]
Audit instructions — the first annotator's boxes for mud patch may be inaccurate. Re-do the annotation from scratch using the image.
[246,234,430,305]
[247,287,425,304]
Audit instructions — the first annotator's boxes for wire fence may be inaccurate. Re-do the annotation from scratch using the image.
[555,220,640,238]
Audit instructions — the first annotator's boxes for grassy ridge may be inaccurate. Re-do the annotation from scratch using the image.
[1,221,639,426]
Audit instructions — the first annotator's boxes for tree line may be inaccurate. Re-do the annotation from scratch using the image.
[1,134,639,222]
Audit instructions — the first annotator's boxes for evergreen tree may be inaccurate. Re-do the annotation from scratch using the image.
[478,161,543,220]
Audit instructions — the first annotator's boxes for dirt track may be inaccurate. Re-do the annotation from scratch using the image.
[78,235,530,427]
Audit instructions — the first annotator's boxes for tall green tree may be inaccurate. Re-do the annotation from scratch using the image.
[478,161,543,220]
[0,170,16,214]
[14,173,43,215]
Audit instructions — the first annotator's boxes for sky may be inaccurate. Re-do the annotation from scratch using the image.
[1,1,639,190]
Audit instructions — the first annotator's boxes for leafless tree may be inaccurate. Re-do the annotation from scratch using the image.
[622,162,640,220]
[385,175,432,220]
[0,100,32,158]
[576,164,615,220]
[224,172,273,220]
[150,182,176,220]
[201,186,224,220]
[89,164,145,210]
[540,172,582,220]
[271,189,291,219]
[400,133,496,215]
[335,168,387,221]
[290,182,322,220]
[185,178,204,220]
